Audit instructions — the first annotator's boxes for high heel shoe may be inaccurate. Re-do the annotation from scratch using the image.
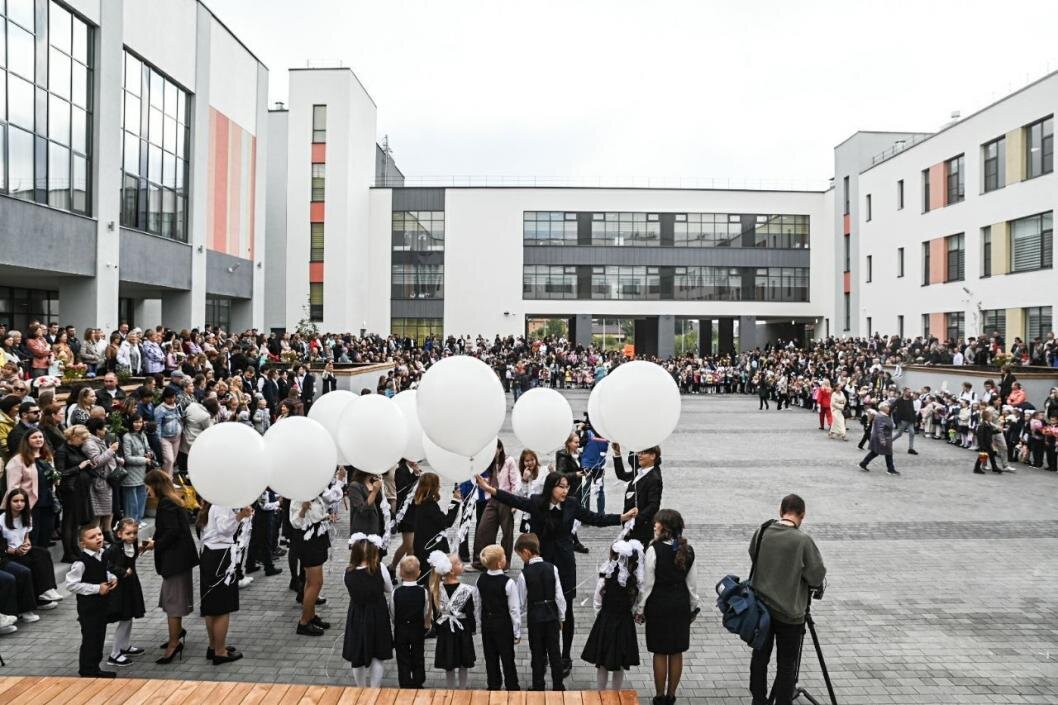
[159,628,186,649]
[155,642,184,664]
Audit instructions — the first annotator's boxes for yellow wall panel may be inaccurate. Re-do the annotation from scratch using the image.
[1005,308,1025,342]
[991,221,1009,275]
[1005,128,1025,184]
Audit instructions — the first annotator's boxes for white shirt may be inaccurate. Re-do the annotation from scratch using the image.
[635,543,700,616]
[201,505,241,550]
[484,568,522,640]
[64,548,117,595]
[515,556,566,624]
[0,513,30,550]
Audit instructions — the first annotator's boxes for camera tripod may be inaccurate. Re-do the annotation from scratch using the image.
[767,601,837,705]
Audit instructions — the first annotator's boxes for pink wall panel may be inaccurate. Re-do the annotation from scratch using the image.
[311,143,326,163]
[929,312,945,339]
[928,163,945,211]
[310,202,325,223]
[207,108,257,258]
[843,271,851,294]
[248,136,256,261]
[843,214,850,235]
[929,238,946,284]
[309,262,324,283]
[212,111,230,253]
[228,131,242,257]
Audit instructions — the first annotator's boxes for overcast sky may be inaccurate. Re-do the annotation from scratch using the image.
[214,0,1058,185]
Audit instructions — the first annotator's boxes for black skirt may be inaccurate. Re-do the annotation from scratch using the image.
[581,609,640,670]
[342,569,393,667]
[108,572,146,621]
[294,528,330,568]
[434,622,475,670]
[199,547,239,616]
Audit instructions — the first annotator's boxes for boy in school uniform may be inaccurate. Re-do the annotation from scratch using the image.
[514,533,565,691]
[392,556,430,689]
[476,544,521,691]
[65,525,119,678]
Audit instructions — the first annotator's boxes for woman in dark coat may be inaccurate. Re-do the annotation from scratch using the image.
[53,425,95,563]
[388,458,420,574]
[860,401,897,474]
[555,433,588,554]
[411,472,459,579]
[348,470,384,537]
[145,469,199,664]
[476,471,637,675]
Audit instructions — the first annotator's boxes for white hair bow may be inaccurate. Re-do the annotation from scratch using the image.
[347,532,384,549]
[600,538,646,587]
[427,550,453,576]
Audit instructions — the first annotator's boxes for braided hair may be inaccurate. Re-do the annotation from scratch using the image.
[652,508,692,571]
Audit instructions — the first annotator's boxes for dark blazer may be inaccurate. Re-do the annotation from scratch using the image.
[554,450,582,495]
[869,412,895,455]
[493,489,620,598]
[613,455,663,546]
[53,442,93,524]
[153,496,200,578]
[298,373,317,406]
[262,378,280,411]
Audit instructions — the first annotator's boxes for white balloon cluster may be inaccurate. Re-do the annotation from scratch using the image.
[187,357,681,508]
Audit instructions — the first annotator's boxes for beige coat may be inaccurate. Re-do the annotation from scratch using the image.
[830,389,848,438]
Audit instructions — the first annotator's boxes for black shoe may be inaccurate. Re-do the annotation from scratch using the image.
[561,657,572,677]
[206,646,237,660]
[272,548,287,557]
[572,541,589,554]
[887,469,900,475]
[265,566,283,576]
[155,642,184,664]
[973,468,986,474]
[81,670,117,678]
[297,621,325,636]
[159,628,187,649]
[245,564,261,574]
[122,646,145,656]
[908,449,919,455]
[310,615,331,630]
[212,650,244,665]
[858,463,869,472]
[106,654,133,667]
[296,593,326,605]
[856,444,864,450]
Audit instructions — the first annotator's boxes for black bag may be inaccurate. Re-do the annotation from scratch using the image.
[715,519,775,650]
[106,466,128,488]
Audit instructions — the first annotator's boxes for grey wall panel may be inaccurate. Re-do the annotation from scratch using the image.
[391,251,445,266]
[391,188,445,211]
[0,196,97,276]
[119,228,192,290]
[391,300,444,318]
[206,250,254,299]
[523,246,810,268]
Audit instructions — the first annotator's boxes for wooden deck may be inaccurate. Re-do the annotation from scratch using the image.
[0,677,639,705]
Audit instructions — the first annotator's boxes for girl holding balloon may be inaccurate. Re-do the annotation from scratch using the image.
[290,470,346,637]
[411,473,461,580]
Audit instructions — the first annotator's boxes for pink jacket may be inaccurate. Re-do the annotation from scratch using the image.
[485,456,520,498]
[5,454,39,508]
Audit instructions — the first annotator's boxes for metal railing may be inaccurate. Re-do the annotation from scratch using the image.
[374,175,831,191]
[868,133,933,167]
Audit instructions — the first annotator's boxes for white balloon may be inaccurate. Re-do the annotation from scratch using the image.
[598,360,682,451]
[587,376,616,440]
[264,417,338,501]
[392,390,426,461]
[512,388,574,453]
[423,434,496,483]
[337,394,408,473]
[307,390,357,464]
[188,422,269,507]
[417,356,506,457]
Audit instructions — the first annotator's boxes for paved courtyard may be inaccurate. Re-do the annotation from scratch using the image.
[4,391,1058,704]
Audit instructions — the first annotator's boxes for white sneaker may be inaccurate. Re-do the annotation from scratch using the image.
[238,576,253,589]
[0,614,16,628]
[36,600,58,611]
[19,612,40,623]
[42,589,63,601]
[0,623,16,635]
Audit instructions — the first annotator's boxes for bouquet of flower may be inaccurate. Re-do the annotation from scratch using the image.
[61,362,89,381]
[991,352,1014,368]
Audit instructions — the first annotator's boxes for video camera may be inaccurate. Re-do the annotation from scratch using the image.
[810,579,827,601]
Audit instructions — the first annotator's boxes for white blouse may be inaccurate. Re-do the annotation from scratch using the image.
[635,543,701,616]
[201,505,241,550]
[0,512,30,550]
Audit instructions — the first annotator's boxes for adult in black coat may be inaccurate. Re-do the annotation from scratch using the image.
[610,443,663,546]
[53,431,94,562]
[261,369,280,415]
[146,469,199,663]
[998,367,1017,405]
[294,365,316,411]
[476,471,637,674]
[555,434,589,554]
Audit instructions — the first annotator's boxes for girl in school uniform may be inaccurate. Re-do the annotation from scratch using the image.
[428,550,479,689]
[197,501,252,665]
[411,473,460,580]
[1,488,62,610]
[342,533,394,687]
[290,471,346,636]
[581,538,644,690]
[103,517,150,667]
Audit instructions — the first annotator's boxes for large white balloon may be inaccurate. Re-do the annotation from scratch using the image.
[392,390,426,461]
[264,417,338,501]
[417,356,506,457]
[512,388,574,453]
[188,422,269,507]
[307,390,357,464]
[423,434,496,482]
[598,360,681,451]
[337,394,407,473]
[587,376,616,440]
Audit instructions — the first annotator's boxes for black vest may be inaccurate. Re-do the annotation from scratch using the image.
[477,572,513,629]
[392,584,427,628]
[522,559,560,624]
[75,550,108,615]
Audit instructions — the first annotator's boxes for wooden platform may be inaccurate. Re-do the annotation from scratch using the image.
[0,677,639,705]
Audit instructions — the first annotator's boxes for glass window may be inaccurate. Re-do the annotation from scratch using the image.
[71,153,86,213]
[7,21,34,80]
[983,137,1005,192]
[48,94,69,145]
[72,18,87,64]
[164,81,177,119]
[161,188,175,238]
[922,168,930,212]
[897,179,904,209]
[0,127,5,191]
[8,72,33,129]
[391,264,444,300]
[981,309,1005,342]
[121,173,138,224]
[945,233,965,282]
[148,107,162,145]
[8,0,35,30]
[162,151,175,188]
[392,211,445,251]
[391,318,442,343]
[1010,211,1053,273]
[47,142,69,209]
[48,47,70,99]
[163,115,176,152]
[866,255,872,282]
[922,241,930,285]
[981,227,992,277]
[522,211,576,245]
[146,184,160,232]
[945,154,964,204]
[1026,116,1054,179]
[591,212,660,246]
[865,194,872,221]
[8,125,33,199]
[71,61,86,107]
[311,163,325,201]
[148,143,161,184]
[49,3,71,53]
[123,132,139,174]
[309,283,323,321]
[124,54,141,95]
[946,312,964,342]
[312,104,326,143]
[897,247,905,277]
[1025,306,1052,348]
[310,223,324,262]
[149,71,163,108]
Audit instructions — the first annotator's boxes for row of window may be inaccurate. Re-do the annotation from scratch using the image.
[919,307,1051,343]
[0,1,93,213]
[391,317,443,343]
[522,265,810,302]
[522,211,811,249]
[391,264,444,300]
[392,210,445,251]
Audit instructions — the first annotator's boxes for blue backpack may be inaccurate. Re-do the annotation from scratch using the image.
[715,520,775,650]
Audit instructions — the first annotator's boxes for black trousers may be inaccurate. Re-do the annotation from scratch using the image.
[759,397,769,410]
[30,503,55,548]
[528,620,564,691]
[861,450,895,472]
[482,624,520,690]
[561,590,575,660]
[12,546,57,594]
[394,632,426,688]
[246,510,275,570]
[78,612,109,676]
[974,450,1000,473]
[749,618,803,705]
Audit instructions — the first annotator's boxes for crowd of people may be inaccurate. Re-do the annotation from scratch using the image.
[0,317,1052,699]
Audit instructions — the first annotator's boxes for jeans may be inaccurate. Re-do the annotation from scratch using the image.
[0,560,36,614]
[122,485,147,523]
[891,419,916,450]
[750,619,804,705]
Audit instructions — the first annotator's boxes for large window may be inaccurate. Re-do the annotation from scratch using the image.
[522,211,576,246]
[983,137,1005,192]
[204,296,231,332]
[674,213,741,247]
[945,154,965,204]
[843,293,850,331]
[310,163,325,201]
[982,309,1005,341]
[591,266,661,299]
[673,267,741,301]
[523,265,577,299]
[922,241,930,285]
[922,168,930,212]
[897,247,905,277]
[309,282,323,321]
[752,267,810,302]
[120,51,190,241]
[1025,115,1053,179]
[981,226,991,277]
[922,313,930,338]
[946,311,964,342]
[312,105,326,143]
[391,317,442,344]
[392,211,444,251]
[749,214,810,249]
[391,264,443,300]
[0,286,60,332]
[1025,306,1053,347]
[310,223,324,262]
[945,233,965,282]
[1009,211,1053,273]
[1,2,92,212]
[591,212,660,246]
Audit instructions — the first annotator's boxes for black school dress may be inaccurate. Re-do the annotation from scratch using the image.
[581,574,640,670]
[433,583,476,670]
[393,462,418,534]
[644,541,696,655]
[103,542,146,621]
[342,566,394,667]
[412,499,458,580]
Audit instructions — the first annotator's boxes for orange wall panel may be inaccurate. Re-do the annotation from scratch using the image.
[929,312,945,339]
[843,214,851,235]
[928,163,945,211]
[843,271,851,293]
[311,143,326,163]
[310,202,325,223]
[929,238,946,284]
[309,262,324,283]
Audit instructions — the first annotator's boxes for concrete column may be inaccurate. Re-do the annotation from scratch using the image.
[185,5,212,328]
[250,63,269,329]
[133,300,161,329]
[161,291,193,330]
[657,315,675,359]
[738,315,759,352]
[699,319,713,356]
[574,313,592,348]
[718,318,734,355]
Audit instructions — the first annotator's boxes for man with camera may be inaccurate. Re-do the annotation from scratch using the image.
[749,494,827,705]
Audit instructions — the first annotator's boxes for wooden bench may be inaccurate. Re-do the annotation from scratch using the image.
[0,676,639,705]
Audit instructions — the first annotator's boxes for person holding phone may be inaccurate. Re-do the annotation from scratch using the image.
[349,469,384,537]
